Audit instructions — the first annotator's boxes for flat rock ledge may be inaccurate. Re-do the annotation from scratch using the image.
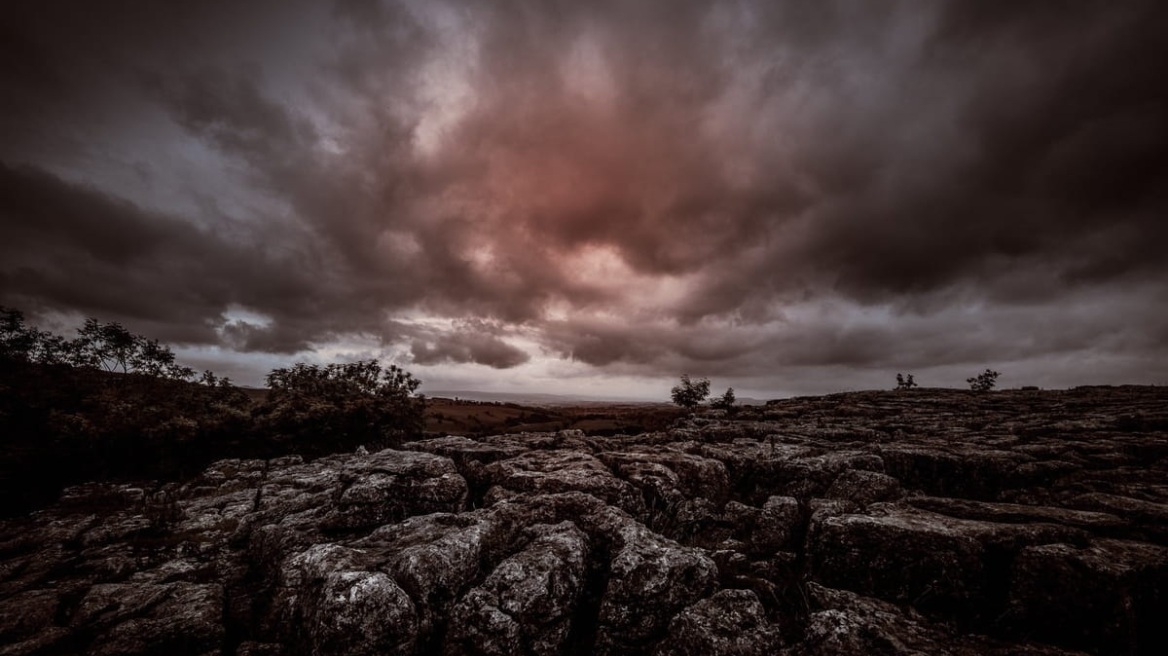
[1,387,1166,655]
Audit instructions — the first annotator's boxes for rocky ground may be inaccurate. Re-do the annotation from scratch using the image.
[1,386,1167,655]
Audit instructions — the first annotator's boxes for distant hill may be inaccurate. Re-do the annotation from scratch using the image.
[425,390,667,406]
[426,389,768,406]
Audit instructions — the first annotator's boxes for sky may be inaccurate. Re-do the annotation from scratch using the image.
[2,0,1166,400]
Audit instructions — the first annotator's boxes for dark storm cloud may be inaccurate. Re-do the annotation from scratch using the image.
[788,0,1168,301]
[0,161,330,347]
[1,0,1166,388]
[409,321,530,369]
[144,69,314,167]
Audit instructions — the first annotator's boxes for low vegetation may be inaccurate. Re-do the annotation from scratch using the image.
[0,307,425,516]
[710,386,737,411]
[2,308,201,380]
[670,375,738,412]
[256,360,424,457]
[424,398,681,437]
[0,307,1027,517]
[967,368,1001,392]
[670,374,710,409]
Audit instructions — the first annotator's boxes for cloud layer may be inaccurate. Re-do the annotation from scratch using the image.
[2,0,1166,394]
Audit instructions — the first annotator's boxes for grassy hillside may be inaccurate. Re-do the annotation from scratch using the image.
[0,362,683,516]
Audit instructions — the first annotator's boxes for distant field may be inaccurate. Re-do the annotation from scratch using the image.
[423,397,683,437]
[237,389,684,437]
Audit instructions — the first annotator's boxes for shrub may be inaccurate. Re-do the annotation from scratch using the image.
[0,307,193,378]
[895,373,918,390]
[0,308,248,515]
[254,360,425,455]
[0,359,252,515]
[0,307,430,514]
[71,318,194,380]
[671,374,711,409]
[711,387,737,411]
[967,369,1000,392]
[0,307,37,361]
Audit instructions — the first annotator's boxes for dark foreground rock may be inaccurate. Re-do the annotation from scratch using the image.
[1,386,1166,655]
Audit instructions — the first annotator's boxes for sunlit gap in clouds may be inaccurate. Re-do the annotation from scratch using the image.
[559,244,695,315]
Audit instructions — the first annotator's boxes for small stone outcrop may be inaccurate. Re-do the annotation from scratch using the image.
[1,387,1166,655]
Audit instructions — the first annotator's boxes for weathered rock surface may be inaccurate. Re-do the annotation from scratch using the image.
[0,387,1165,655]
[444,521,588,656]
[653,589,782,656]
